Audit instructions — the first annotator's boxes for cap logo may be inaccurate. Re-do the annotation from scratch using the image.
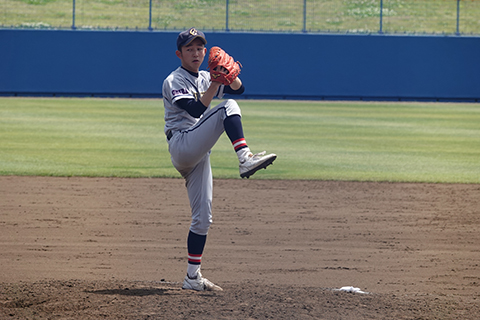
[190,28,198,36]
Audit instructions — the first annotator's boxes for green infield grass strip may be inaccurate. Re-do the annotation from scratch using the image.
[1,98,479,183]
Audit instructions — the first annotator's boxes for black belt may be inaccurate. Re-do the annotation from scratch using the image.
[167,131,173,141]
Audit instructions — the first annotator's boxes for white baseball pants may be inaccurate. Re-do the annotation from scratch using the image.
[167,99,242,235]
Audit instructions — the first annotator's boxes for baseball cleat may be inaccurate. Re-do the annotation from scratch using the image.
[239,151,277,179]
[182,272,223,291]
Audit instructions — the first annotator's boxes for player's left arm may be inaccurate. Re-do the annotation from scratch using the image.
[224,82,245,95]
[229,77,242,91]
[218,67,244,94]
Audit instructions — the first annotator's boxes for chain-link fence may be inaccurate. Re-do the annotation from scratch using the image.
[1,0,479,35]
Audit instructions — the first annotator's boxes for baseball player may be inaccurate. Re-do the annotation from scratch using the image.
[162,28,276,291]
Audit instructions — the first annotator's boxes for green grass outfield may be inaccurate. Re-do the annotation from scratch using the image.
[3,0,480,34]
[1,97,479,183]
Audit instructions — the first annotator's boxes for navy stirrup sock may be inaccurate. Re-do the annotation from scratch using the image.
[224,115,251,161]
[224,115,247,151]
[187,230,207,278]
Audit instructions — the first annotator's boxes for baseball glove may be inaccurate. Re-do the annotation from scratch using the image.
[208,46,242,86]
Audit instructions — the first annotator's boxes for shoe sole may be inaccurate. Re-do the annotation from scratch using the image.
[240,155,277,179]
[182,281,223,291]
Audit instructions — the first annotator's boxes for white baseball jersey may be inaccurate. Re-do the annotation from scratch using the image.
[163,67,225,136]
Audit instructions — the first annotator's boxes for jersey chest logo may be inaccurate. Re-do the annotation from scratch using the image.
[172,88,189,96]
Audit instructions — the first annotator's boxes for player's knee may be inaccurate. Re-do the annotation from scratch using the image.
[190,216,212,236]
[224,99,241,117]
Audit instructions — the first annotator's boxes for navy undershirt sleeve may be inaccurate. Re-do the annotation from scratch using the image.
[176,98,207,118]
[224,84,245,95]
[176,84,245,118]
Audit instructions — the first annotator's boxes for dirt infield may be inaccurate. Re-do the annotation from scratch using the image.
[1,176,479,319]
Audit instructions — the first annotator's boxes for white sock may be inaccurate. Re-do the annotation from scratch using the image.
[187,264,201,279]
[237,148,252,163]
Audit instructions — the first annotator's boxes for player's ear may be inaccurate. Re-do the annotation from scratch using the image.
[175,50,182,59]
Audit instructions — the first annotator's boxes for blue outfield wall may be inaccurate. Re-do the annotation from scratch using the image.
[1,29,479,101]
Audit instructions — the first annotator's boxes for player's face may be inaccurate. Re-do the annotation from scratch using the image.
[176,38,206,73]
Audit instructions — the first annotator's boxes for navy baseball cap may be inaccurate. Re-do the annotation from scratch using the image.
[177,28,207,50]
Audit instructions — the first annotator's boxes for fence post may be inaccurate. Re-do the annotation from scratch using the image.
[148,0,153,31]
[302,0,307,33]
[379,0,383,34]
[71,0,76,30]
[456,0,460,35]
[226,0,230,31]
